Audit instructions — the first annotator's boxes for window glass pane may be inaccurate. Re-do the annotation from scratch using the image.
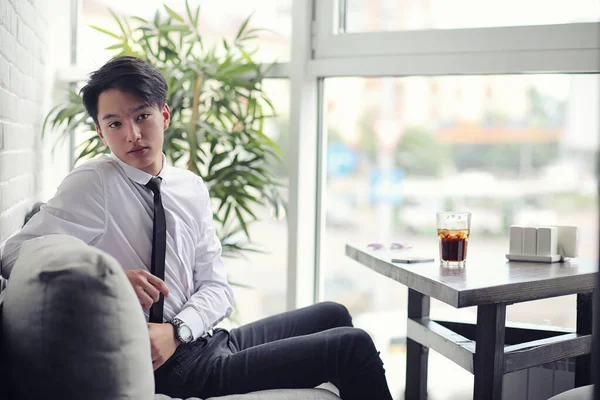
[323,74,599,398]
[80,0,291,71]
[223,78,290,325]
[344,0,600,32]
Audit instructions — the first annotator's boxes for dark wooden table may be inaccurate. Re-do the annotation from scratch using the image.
[345,244,598,400]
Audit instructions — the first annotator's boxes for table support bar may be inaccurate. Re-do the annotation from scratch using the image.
[406,289,430,400]
[474,303,506,400]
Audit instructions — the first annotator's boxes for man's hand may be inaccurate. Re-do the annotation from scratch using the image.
[125,269,169,310]
[148,322,179,370]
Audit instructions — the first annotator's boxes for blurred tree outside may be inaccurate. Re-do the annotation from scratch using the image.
[527,86,566,127]
[451,142,560,177]
[395,126,448,177]
[356,109,379,163]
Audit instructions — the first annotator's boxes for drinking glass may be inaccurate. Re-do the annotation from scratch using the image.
[437,212,471,267]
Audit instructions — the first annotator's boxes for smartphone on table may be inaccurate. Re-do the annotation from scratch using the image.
[391,256,435,264]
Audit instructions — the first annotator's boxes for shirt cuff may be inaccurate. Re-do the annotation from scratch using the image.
[175,307,206,341]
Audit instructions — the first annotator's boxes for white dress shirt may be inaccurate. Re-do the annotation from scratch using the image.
[0,153,234,340]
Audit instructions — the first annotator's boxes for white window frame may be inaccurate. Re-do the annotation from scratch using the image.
[285,0,321,310]
[311,0,600,76]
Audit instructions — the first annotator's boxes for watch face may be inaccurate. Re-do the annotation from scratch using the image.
[179,325,193,343]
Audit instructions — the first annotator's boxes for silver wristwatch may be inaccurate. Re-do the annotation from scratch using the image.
[169,318,194,344]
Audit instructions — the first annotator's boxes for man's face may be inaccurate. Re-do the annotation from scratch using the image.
[96,89,169,176]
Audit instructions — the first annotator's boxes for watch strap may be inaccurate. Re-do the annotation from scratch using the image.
[169,318,184,328]
[168,318,191,343]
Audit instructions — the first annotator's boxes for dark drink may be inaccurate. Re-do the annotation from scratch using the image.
[438,229,469,262]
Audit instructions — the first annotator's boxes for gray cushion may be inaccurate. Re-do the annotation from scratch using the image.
[154,388,340,400]
[1,235,154,400]
[206,388,341,400]
[548,385,594,400]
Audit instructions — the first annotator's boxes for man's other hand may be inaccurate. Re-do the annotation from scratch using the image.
[148,322,179,370]
[125,269,169,310]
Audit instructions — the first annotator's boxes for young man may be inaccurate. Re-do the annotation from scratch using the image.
[0,56,392,399]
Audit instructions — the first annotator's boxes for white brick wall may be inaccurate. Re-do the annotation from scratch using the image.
[0,0,49,248]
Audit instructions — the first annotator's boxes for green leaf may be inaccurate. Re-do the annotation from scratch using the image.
[105,43,123,50]
[131,16,148,24]
[89,25,120,39]
[142,37,159,59]
[164,4,184,22]
[194,4,201,29]
[222,63,259,77]
[42,104,65,137]
[223,202,233,225]
[235,12,253,40]
[244,27,270,35]
[108,8,127,36]
[185,0,195,24]
[237,199,258,220]
[208,152,229,172]
[234,207,250,240]
[77,137,107,162]
[261,95,277,115]
[216,194,230,214]
[158,24,190,33]
[184,39,197,58]
[237,34,259,42]
[238,47,254,64]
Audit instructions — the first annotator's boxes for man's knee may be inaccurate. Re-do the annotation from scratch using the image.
[347,328,375,349]
[337,328,381,369]
[319,301,353,327]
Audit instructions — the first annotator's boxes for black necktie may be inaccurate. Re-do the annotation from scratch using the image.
[145,177,166,323]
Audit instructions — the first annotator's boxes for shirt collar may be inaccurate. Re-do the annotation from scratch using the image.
[109,153,169,186]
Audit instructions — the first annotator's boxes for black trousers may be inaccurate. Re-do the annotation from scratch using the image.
[155,302,393,400]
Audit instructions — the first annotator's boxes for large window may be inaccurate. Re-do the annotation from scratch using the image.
[343,0,600,32]
[322,74,599,397]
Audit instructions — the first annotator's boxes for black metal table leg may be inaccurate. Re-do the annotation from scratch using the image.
[575,292,593,387]
[474,303,506,400]
[406,289,430,400]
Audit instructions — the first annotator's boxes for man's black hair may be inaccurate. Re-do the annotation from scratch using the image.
[80,56,168,124]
